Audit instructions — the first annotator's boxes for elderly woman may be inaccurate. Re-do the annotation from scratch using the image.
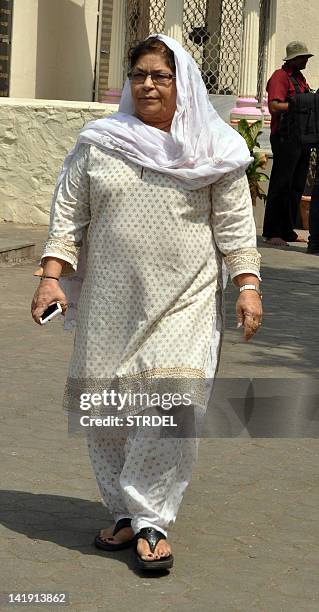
[31,34,262,572]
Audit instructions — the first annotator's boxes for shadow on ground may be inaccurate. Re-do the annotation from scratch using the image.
[0,490,113,552]
[224,259,319,375]
[0,490,171,578]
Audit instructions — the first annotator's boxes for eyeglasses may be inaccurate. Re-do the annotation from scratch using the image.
[127,70,176,85]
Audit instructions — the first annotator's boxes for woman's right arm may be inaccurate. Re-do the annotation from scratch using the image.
[31,144,91,324]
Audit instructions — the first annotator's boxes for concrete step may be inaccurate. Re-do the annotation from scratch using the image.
[0,240,35,264]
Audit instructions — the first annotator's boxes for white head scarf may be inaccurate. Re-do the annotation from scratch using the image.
[55,33,251,194]
[56,34,251,329]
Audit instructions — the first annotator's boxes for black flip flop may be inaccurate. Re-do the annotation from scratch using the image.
[135,527,174,570]
[94,517,135,551]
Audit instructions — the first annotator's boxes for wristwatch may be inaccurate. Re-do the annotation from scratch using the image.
[239,284,262,299]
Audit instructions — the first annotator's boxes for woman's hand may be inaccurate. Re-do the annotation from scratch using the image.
[31,278,68,325]
[236,290,262,342]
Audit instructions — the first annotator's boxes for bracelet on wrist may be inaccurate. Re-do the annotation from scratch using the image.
[40,275,60,282]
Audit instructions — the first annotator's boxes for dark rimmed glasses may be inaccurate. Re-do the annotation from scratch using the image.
[127,70,176,85]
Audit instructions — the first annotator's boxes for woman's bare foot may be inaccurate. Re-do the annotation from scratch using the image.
[293,235,308,243]
[99,524,134,545]
[265,237,289,247]
[137,536,172,561]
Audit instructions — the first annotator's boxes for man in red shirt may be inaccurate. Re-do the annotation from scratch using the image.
[263,41,313,246]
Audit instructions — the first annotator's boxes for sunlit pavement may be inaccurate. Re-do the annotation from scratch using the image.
[0,225,318,611]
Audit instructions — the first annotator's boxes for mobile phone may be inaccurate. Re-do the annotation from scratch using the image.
[39,302,63,325]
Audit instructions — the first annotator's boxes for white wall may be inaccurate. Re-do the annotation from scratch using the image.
[9,0,100,101]
[56,0,100,101]
[271,0,319,87]
[0,99,117,224]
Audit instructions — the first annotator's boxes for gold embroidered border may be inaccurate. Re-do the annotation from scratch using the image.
[119,367,205,380]
[42,237,80,270]
[224,248,261,278]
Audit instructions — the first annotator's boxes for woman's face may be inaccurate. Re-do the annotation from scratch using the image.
[130,53,177,130]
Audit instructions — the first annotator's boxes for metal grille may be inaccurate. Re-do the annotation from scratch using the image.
[124,0,150,76]
[124,0,166,79]
[183,0,245,95]
[124,0,244,95]
[125,0,142,47]
[149,0,166,34]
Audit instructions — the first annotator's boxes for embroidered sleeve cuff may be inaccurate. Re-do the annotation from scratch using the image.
[41,237,81,275]
[224,248,262,281]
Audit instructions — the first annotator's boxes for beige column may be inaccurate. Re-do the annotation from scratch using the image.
[164,0,184,45]
[9,0,39,98]
[107,0,126,90]
[266,0,277,80]
[238,0,260,97]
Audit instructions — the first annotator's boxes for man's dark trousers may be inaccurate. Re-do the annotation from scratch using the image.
[308,152,319,252]
[263,132,310,241]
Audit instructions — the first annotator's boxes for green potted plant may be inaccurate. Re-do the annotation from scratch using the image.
[236,119,269,206]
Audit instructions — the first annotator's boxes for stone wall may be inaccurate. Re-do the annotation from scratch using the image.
[0,99,117,224]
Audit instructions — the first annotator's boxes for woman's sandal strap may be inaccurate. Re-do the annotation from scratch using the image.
[136,527,166,554]
[113,517,132,536]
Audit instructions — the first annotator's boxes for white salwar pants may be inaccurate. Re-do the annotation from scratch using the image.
[86,426,199,536]
[85,312,222,537]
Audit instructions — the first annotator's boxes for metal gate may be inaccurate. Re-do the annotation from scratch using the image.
[149,0,166,33]
[183,0,245,95]
[0,0,13,96]
[124,0,244,95]
[124,0,151,75]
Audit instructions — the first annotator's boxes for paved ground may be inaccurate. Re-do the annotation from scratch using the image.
[0,223,319,611]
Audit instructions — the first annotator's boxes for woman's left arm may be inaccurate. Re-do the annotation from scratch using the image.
[210,167,262,342]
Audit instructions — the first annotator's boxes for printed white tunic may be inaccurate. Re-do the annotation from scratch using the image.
[42,144,261,416]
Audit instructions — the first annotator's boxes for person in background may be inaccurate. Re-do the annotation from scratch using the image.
[263,41,313,247]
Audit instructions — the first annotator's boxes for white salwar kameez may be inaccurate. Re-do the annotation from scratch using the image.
[40,34,261,538]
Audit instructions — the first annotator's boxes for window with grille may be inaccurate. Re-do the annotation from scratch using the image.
[149,0,166,33]
[183,0,245,95]
[124,0,244,95]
